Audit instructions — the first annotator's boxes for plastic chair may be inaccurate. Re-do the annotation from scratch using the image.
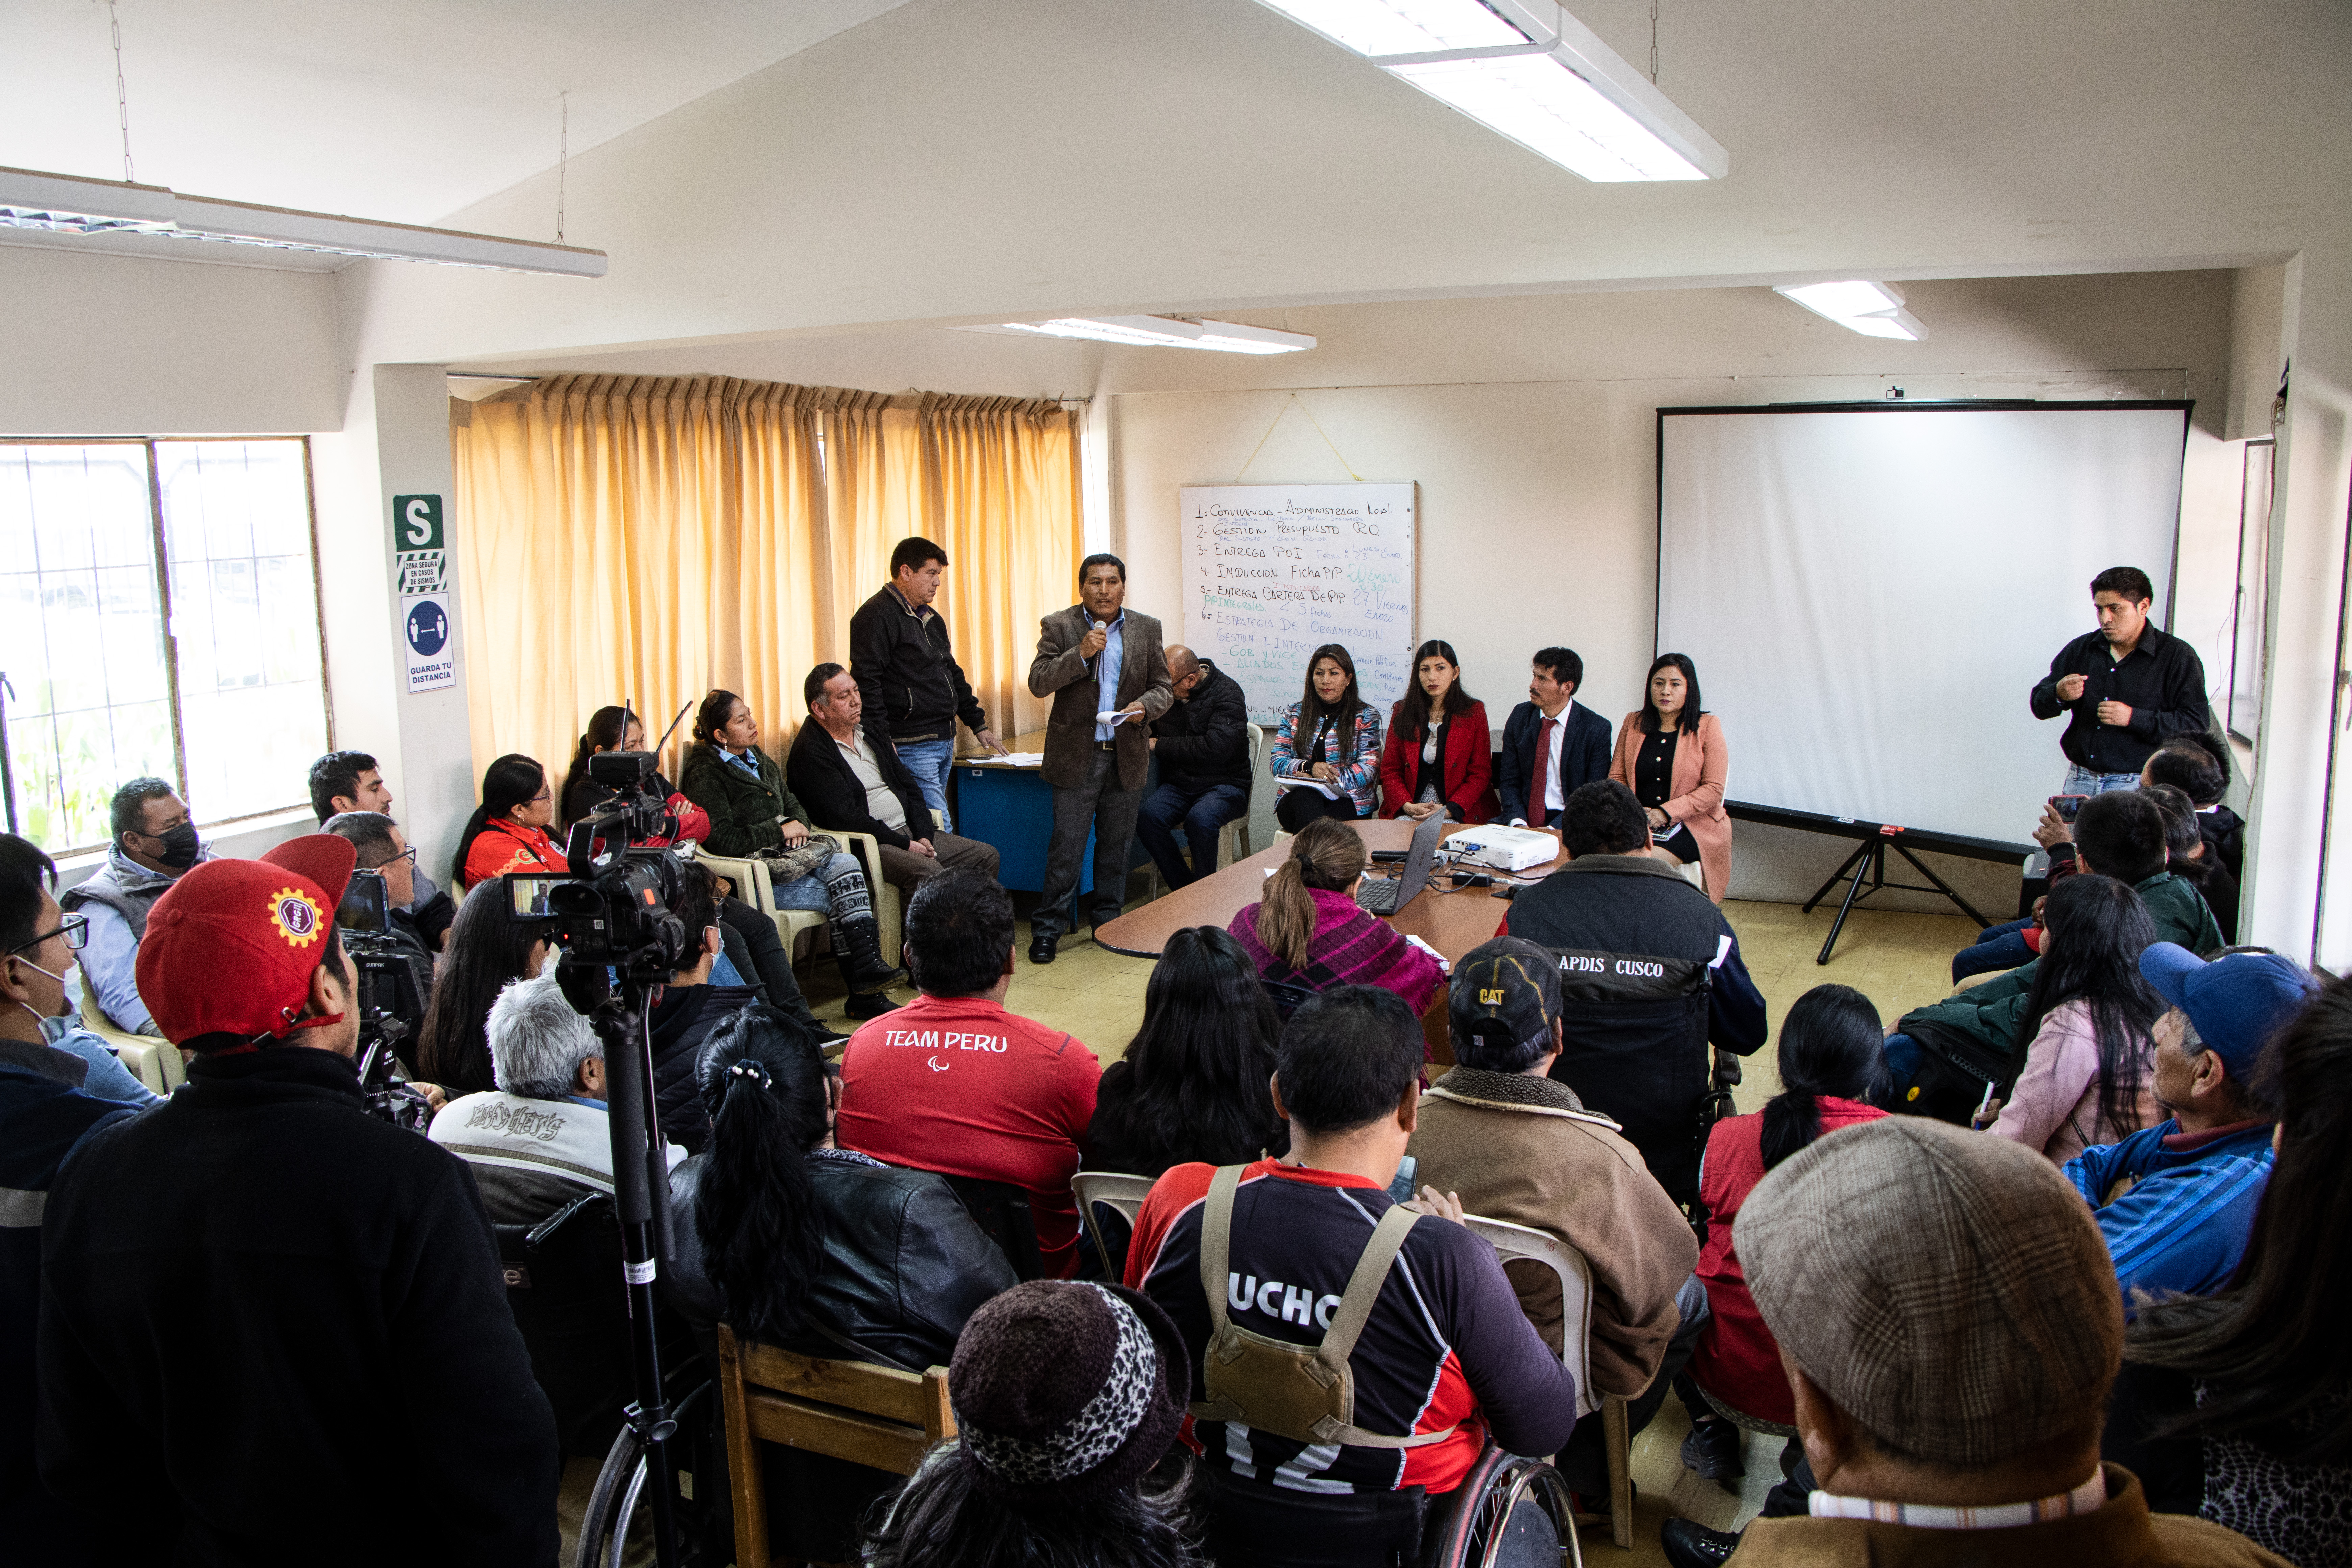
[686,844,827,961]
[715,1323,953,1568]
[1464,1214,1635,1550]
[819,808,944,975]
[1070,1169,1157,1279]
[938,1173,1046,1281]
[1146,727,1266,898]
[79,996,183,1093]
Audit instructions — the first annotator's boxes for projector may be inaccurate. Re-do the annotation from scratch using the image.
[1449,826,1558,872]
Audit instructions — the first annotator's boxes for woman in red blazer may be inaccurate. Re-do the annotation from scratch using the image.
[1379,640,1499,823]
[1608,652,1732,901]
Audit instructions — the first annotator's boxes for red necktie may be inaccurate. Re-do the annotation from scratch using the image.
[1531,717,1557,825]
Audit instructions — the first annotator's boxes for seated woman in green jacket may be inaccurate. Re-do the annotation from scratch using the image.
[679,689,903,1020]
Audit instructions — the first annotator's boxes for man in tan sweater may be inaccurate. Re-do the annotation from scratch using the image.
[1408,937,1702,1501]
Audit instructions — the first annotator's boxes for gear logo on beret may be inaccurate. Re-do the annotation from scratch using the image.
[268,886,324,950]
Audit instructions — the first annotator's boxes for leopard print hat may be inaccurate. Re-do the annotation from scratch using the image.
[949,1280,1191,1503]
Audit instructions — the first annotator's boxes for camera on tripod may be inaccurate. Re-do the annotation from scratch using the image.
[502,750,690,1005]
[332,868,434,1131]
[499,743,700,1566]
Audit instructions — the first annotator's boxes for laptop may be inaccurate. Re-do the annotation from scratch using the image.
[1356,813,1447,915]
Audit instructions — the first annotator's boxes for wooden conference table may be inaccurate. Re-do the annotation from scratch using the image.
[1093,817,1569,1063]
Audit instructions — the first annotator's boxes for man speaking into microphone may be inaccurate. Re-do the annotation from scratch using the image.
[1024,553,1172,964]
[2030,565,2212,797]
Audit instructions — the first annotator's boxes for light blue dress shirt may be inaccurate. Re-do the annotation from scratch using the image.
[74,905,155,1035]
[1093,610,1127,743]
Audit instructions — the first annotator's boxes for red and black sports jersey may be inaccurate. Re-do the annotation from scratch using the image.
[1124,1159,1578,1497]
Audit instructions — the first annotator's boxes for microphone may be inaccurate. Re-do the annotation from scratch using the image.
[1088,619,1108,669]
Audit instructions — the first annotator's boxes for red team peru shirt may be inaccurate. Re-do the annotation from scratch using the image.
[1123,1160,1578,1496]
[835,994,1100,1278]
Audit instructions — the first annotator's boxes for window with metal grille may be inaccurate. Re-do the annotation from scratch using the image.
[0,438,329,855]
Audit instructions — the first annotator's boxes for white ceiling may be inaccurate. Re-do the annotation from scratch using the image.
[0,0,914,227]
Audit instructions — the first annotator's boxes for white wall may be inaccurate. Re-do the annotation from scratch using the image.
[0,244,340,434]
[1109,272,2239,907]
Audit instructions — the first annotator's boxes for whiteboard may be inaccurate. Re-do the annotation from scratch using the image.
[1657,405,2189,842]
[1180,483,1418,725]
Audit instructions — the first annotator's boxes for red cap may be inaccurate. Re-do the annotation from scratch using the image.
[136,835,357,1044]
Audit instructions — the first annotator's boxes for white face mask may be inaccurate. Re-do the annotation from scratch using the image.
[7,954,71,1034]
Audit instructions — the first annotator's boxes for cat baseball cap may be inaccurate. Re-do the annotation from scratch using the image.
[136,835,356,1045]
[1448,937,1561,1062]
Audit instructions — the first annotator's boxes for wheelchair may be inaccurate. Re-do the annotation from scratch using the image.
[1419,1442,1583,1568]
[491,1193,724,1566]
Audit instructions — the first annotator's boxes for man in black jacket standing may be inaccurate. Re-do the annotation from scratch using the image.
[1499,781,1768,1206]
[848,536,1007,831]
[36,834,559,1566]
[2030,565,2211,796]
[1135,645,1254,889]
[789,663,1001,898]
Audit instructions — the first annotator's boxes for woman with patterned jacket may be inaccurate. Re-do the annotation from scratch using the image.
[1270,643,1383,830]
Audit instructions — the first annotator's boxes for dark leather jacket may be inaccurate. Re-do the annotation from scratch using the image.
[665,1148,1015,1371]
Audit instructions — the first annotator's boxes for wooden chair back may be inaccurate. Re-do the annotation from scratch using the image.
[716,1322,954,1568]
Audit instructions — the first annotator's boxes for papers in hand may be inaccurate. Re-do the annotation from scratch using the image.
[1095,710,1135,727]
[969,751,1046,767]
[1275,775,1340,800]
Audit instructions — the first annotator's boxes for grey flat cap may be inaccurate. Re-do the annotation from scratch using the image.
[1733,1116,2123,1468]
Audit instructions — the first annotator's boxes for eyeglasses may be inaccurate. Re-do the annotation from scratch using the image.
[10,914,88,955]
[362,846,417,871]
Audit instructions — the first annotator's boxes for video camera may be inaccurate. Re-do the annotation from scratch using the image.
[501,750,690,1007]
[332,868,434,1132]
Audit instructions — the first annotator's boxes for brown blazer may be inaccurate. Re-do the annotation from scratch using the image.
[1026,604,1173,789]
[1609,710,1731,903]
[1407,1067,1698,1398]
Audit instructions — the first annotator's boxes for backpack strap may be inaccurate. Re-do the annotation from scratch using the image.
[1197,1164,1243,1341]
[1314,1202,1420,1373]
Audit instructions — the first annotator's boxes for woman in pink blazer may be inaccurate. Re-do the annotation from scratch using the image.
[1609,653,1732,902]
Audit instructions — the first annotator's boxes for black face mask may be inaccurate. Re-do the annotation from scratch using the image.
[146,822,201,870]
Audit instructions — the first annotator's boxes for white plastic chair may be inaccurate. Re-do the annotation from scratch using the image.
[1069,1170,1157,1276]
[686,844,827,960]
[817,808,944,974]
[1465,1214,1635,1550]
[79,996,183,1093]
[1145,724,1266,898]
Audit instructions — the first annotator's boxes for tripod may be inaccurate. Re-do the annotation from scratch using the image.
[567,966,685,1568]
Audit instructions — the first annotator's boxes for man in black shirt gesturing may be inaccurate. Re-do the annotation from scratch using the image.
[2030,566,2211,797]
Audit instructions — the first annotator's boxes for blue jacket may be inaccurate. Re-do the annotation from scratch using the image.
[2063,1119,2274,1317]
[2,1052,136,1558]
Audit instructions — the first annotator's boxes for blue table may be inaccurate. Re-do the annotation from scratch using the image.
[954,733,1150,895]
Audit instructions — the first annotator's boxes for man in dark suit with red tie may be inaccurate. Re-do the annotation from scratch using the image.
[1495,646,1613,830]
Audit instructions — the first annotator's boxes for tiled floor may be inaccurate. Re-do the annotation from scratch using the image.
[790,886,1982,1565]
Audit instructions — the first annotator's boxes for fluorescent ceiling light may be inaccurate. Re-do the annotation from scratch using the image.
[963,316,1316,355]
[0,165,606,277]
[1255,0,1527,58]
[1774,280,1929,341]
[1253,0,1726,182]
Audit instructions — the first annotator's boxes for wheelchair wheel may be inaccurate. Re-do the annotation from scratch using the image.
[1420,1447,1582,1568]
[573,1377,718,1568]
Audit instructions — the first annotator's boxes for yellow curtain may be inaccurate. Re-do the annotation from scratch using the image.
[820,390,1083,742]
[449,374,1080,797]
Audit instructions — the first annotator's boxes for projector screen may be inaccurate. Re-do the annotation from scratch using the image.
[1657,404,2190,843]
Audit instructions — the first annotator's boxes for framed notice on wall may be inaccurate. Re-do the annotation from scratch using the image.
[393,493,457,693]
[1179,483,1417,725]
